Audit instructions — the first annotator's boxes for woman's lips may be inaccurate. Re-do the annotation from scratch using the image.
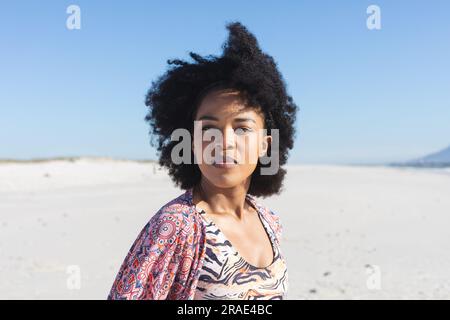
[212,156,238,169]
[213,162,237,169]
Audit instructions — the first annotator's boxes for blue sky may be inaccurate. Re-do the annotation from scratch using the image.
[1,1,449,164]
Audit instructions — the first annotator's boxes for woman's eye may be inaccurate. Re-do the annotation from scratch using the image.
[201,126,252,134]
[234,127,252,135]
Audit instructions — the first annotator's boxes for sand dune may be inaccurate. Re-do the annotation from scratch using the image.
[1,159,449,299]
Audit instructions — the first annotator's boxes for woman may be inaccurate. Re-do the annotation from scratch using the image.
[108,21,298,300]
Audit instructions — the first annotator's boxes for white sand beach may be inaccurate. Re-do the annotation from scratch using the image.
[0,158,449,299]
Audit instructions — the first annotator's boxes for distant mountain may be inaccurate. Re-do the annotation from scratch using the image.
[390,144,450,167]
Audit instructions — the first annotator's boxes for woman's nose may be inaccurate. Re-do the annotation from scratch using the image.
[222,128,235,150]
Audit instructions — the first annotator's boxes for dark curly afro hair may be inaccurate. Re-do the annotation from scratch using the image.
[145,21,299,197]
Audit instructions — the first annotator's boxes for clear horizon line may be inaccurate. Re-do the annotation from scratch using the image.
[0,155,398,167]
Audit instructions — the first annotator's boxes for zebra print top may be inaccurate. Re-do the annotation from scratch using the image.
[193,206,289,300]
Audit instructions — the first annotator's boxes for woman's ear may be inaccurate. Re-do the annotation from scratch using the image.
[259,135,272,157]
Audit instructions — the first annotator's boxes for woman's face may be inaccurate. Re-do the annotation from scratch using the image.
[192,89,271,189]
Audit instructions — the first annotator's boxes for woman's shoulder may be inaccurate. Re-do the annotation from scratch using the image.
[153,191,192,220]
[146,190,201,243]
[108,190,203,300]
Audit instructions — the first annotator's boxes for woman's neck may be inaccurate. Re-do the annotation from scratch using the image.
[193,178,251,220]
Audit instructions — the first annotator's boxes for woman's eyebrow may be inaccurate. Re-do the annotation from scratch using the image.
[198,115,218,121]
[197,115,256,123]
[234,117,256,124]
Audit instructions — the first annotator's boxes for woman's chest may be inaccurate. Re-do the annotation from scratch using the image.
[213,212,275,269]
[194,220,289,300]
